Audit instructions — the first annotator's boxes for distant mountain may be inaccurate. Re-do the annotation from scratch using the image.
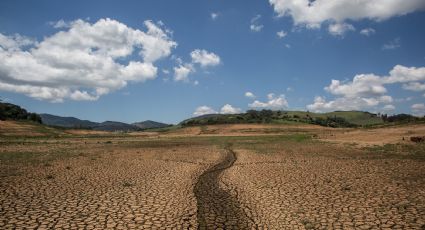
[40,114,99,128]
[40,114,140,131]
[93,121,140,132]
[132,120,170,130]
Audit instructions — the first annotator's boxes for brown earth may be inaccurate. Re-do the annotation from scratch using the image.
[0,139,222,229]
[318,124,425,146]
[223,145,425,229]
[0,120,57,136]
[1,122,424,229]
[165,124,335,137]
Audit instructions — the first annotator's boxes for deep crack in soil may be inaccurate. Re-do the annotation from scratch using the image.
[194,145,254,229]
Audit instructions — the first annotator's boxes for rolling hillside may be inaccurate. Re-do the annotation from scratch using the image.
[132,120,171,130]
[93,121,140,132]
[40,114,98,128]
[180,110,385,127]
[40,113,168,132]
[0,102,42,123]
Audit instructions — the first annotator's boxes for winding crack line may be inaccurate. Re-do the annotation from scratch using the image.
[194,146,255,229]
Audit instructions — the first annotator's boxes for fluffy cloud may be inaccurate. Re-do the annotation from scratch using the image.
[220,104,242,114]
[307,65,425,112]
[193,106,217,116]
[245,92,255,98]
[0,33,37,50]
[325,74,387,98]
[385,65,425,83]
[402,82,425,91]
[307,96,393,112]
[328,22,355,36]
[277,30,287,38]
[250,15,264,32]
[360,28,376,36]
[193,104,242,116]
[249,93,288,109]
[411,103,425,116]
[173,64,194,82]
[0,18,177,102]
[269,0,425,29]
[190,49,221,67]
[172,49,220,84]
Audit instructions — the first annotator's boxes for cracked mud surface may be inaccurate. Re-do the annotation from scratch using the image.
[1,133,425,229]
[222,142,425,229]
[0,140,222,229]
[194,146,254,229]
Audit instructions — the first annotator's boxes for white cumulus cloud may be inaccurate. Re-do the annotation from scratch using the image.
[220,104,242,114]
[193,106,218,116]
[245,92,255,98]
[307,65,425,112]
[277,30,287,38]
[325,75,387,98]
[269,0,425,30]
[307,96,393,112]
[173,64,194,82]
[0,18,177,102]
[249,93,288,110]
[328,22,355,36]
[0,33,37,50]
[402,82,425,91]
[172,49,220,84]
[190,49,221,67]
[360,28,376,36]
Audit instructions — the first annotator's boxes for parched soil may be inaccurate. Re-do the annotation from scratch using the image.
[319,124,425,146]
[1,125,425,229]
[168,124,334,137]
[223,147,425,229]
[0,120,55,136]
[194,147,254,229]
[0,139,222,229]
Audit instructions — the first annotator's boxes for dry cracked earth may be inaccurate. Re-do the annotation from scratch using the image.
[1,134,425,229]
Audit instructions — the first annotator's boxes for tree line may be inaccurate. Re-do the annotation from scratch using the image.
[181,110,358,128]
[0,101,42,123]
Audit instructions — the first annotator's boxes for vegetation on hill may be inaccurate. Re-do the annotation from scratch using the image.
[0,102,42,123]
[92,121,141,132]
[40,114,98,128]
[40,114,170,132]
[3,100,424,132]
[381,113,423,123]
[132,120,171,130]
[180,110,425,128]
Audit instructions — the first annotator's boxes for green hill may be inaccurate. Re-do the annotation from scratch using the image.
[0,102,42,123]
[132,120,171,130]
[284,111,384,126]
[180,110,385,128]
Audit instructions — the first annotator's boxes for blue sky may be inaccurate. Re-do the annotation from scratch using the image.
[1,0,425,124]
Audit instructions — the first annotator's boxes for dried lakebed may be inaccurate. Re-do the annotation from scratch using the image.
[1,137,424,229]
[194,147,255,229]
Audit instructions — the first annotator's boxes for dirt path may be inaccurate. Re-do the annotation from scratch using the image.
[194,146,254,229]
